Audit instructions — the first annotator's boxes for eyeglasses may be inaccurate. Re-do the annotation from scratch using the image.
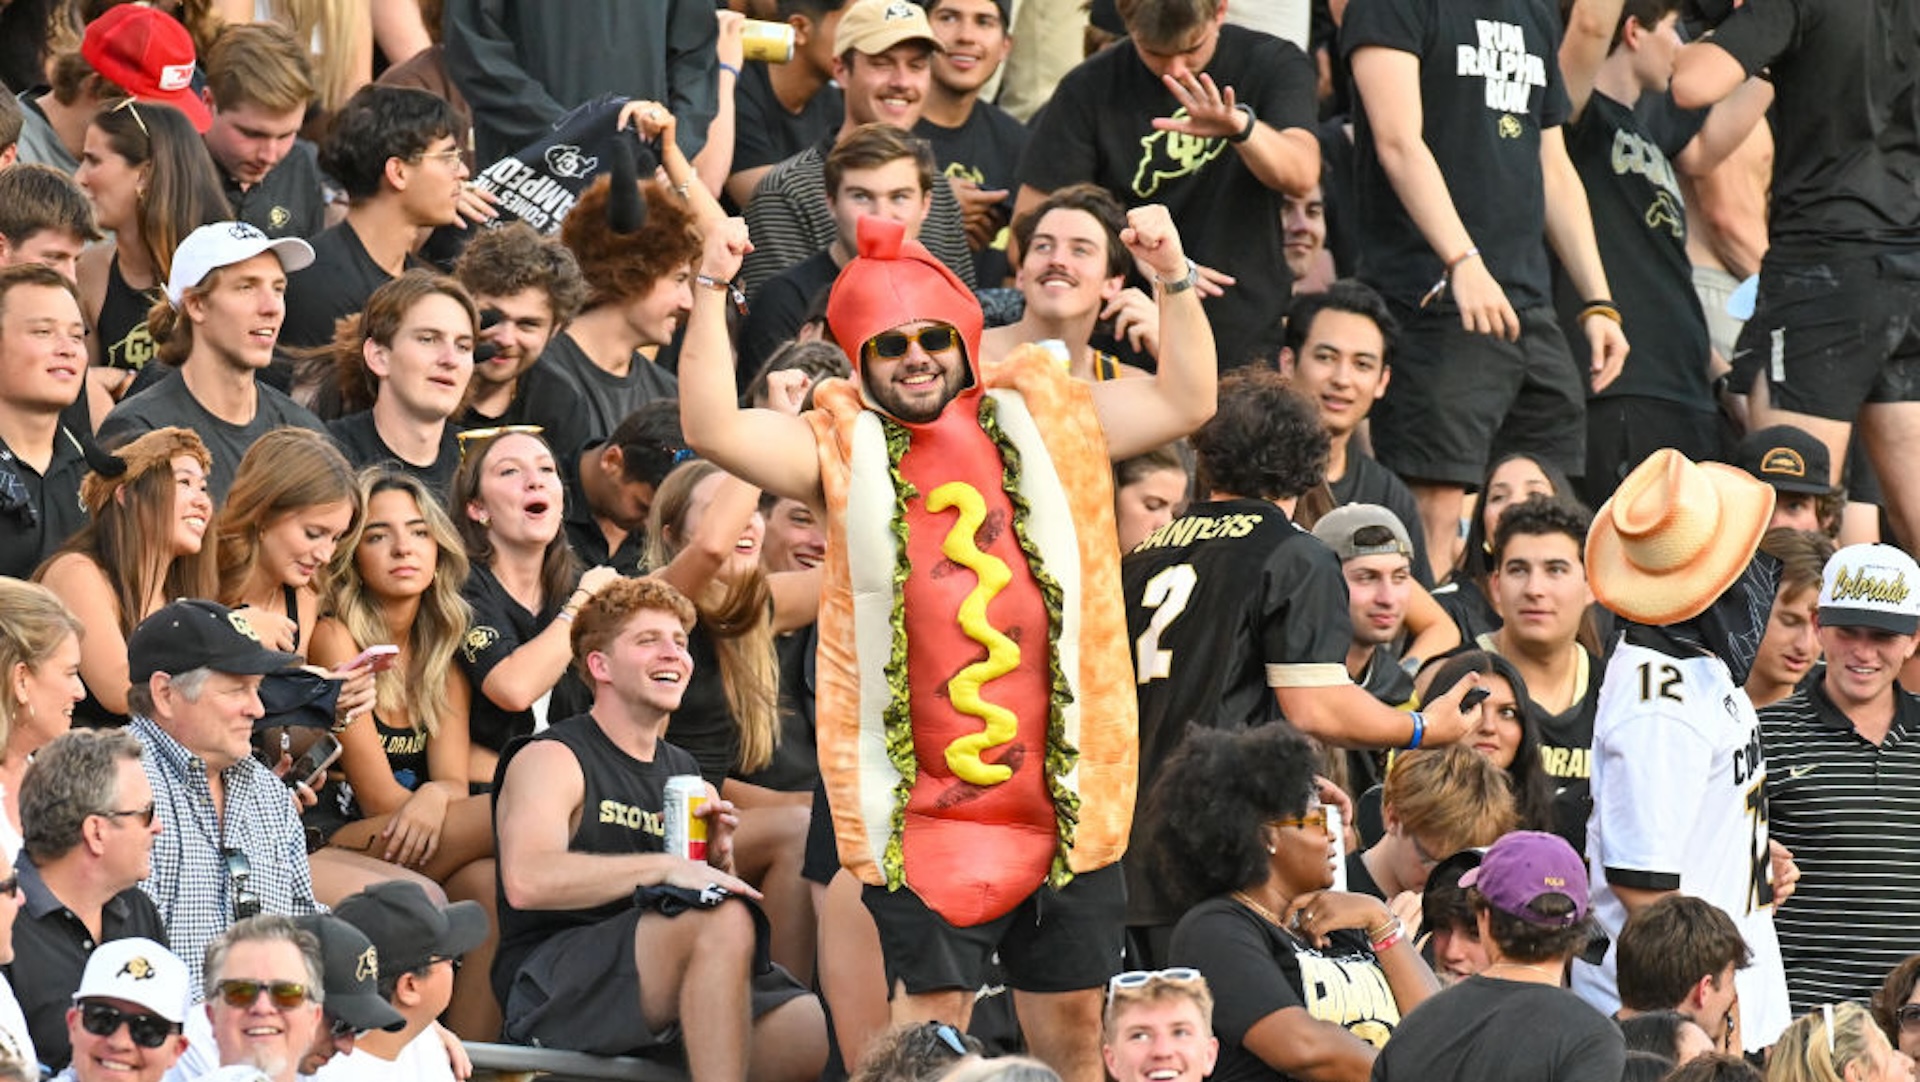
[429,955,463,973]
[110,97,150,141]
[79,1002,178,1049]
[99,802,157,827]
[867,325,959,360]
[455,424,545,462]
[216,979,312,1010]
[0,875,17,899]
[1897,1005,1920,1032]
[411,148,465,168]
[223,848,260,921]
[1106,967,1204,1006]
[1270,809,1330,834]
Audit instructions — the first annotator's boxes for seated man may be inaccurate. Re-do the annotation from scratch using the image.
[1744,527,1833,709]
[318,882,487,1081]
[912,0,1027,283]
[563,401,686,573]
[493,577,826,1081]
[124,599,316,988]
[1311,504,1422,707]
[14,730,166,1071]
[0,263,92,581]
[198,916,325,1082]
[1347,745,1516,905]
[452,222,588,429]
[1613,894,1750,1055]
[1100,970,1219,1082]
[200,23,326,240]
[59,938,192,1082]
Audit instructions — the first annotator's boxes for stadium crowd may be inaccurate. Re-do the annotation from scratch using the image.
[0,0,1916,1081]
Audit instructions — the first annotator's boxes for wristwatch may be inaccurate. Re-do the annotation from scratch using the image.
[1229,102,1257,144]
[1156,258,1199,295]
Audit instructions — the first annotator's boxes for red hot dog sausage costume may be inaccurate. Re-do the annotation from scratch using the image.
[807,218,1137,928]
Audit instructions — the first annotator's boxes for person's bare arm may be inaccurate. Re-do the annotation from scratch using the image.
[1275,674,1480,750]
[1400,583,1460,666]
[689,13,746,199]
[1670,41,1748,110]
[1558,0,1628,122]
[1540,127,1629,392]
[1675,78,1773,175]
[724,164,774,208]
[1681,123,1771,279]
[1348,46,1518,340]
[370,0,432,67]
[1088,206,1217,460]
[479,566,620,712]
[496,740,757,911]
[1240,1009,1379,1082]
[678,217,824,502]
[651,472,762,600]
[39,554,130,716]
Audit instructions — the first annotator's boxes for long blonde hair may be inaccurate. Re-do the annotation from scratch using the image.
[255,0,366,115]
[319,469,471,737]
[0,580,83,752]
[644,460,779,774]
[216,428,361,606]
[1770,1003,1886,1082]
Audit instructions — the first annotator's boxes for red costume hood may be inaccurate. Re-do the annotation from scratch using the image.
[826,217,985,420]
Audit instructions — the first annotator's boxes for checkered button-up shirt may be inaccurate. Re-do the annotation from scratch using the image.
[132,715,320,991]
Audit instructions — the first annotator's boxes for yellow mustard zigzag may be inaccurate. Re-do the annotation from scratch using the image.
[928,481,1022,786]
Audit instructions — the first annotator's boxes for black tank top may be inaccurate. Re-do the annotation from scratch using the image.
[492,714,701,996]
[99,257,159,371]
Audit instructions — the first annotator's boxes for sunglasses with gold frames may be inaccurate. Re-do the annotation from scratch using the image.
[455,424,545,462]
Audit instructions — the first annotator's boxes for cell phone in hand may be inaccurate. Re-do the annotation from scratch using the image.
[346,644,399,673]
[1460,686,1492,711]
[284,733,343,789]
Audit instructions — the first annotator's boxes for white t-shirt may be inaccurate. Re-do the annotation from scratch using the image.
[1573,632,1789,1051]
[0,972,37,1073]
[310,1029,453,1082]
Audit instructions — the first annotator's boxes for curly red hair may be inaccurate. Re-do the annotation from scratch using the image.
[560,176,701,309]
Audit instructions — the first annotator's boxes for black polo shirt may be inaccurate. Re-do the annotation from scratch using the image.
[6,857,166,1070]
[0,426,90,581]
[561,445,647,575]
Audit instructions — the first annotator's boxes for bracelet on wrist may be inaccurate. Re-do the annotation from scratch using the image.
[1446,246,1482,271]
[1364,915,1398,941]
[695,273,750,315]
[718,61,741,80]
[1228,102,1257,144]
[1578,299,1623,325]
[1420,247,1481,309]
[1406,711,1426,750]
[1370,925,1405,954]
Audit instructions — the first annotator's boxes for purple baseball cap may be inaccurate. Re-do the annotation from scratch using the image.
[1460,831,1589,927]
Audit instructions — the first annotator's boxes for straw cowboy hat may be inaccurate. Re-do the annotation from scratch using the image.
[1586,448,1776,626]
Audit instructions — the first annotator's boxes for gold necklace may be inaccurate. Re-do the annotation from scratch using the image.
[1485,961,1564,982]
[1231,890,1287,927]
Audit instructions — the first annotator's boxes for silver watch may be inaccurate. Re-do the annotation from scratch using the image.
[1156,258,1199,295]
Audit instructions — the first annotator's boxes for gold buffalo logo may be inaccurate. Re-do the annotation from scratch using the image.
[356,945,379,983]
[1497,115,1524,140]
[228,612,263,641]
[118,957,156,980]
[462,626,500,664]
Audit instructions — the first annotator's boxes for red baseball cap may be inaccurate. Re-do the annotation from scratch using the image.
[81,5,211,133]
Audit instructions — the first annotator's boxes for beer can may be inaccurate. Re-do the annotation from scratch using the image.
[664,775,709,861]
[741,20,796,64]
[1327,805,1347,891]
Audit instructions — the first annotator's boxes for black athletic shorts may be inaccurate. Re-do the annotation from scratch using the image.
[1582,396,1724,506]
[502,906,811,1055]
[863,864,1126,995]
[1371,303,1585,488]
[1732,251,1920,420]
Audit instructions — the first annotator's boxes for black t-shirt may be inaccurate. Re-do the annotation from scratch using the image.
[1170,897,1402,1082]
[738,249,838,379]
[1330,450,1433,588]
[666,625,739,788]
[533,331,677,459]
[492,713,702,1002]
[280,222,429,351]
[1703,0,1920,256]
[326,410,461,496]
[1344,850,1387,900]
[1123,498,1353,925]
[1342,0,1571,309]
[457,563,594,754]
[561,446,647,574]
[222,140,327,240]
[1532,648,1599,852]
[1371,977,1625,1082]
[735,624,820,794]
[97,375,327,501]
[0,427,88,581]
[1021,26,1318,369]
[99,257,159,372]
[1555,92,1711,409]
[918,101,1028,284]
[471,352,595,440]
[731,62,843,177]
[1432,577,1502,645]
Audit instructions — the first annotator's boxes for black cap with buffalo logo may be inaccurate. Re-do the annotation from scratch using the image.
[127,598,302,683]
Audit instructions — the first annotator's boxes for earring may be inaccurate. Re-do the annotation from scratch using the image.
[478,513,490,525]
[1266,844,1277,855]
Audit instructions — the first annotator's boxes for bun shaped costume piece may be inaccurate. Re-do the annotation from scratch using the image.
[806,218,1137,928]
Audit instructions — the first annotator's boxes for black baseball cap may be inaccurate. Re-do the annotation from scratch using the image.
[333,881,488,978]
[127,599,302,683]
[293,915,406,1034]
[1736,424,1831,495]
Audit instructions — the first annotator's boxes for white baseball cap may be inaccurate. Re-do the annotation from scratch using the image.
[1819,543,1920,636]
[72,937,191,1023]
[164,221,315,305]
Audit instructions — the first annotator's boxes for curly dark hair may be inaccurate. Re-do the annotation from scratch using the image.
[455,220,590,329]
[319,85,457,200]
[1142,723,1317,909]
[1490,494,1592,567]
[1192,369,1329,502]
[1422,650,1555,832]
[561,176,701,309]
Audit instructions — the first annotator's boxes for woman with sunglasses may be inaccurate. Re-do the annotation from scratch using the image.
[73,99,227,391]
[1771,1004,1915,1082]
[644,454,822,982]
[1144,722,1437,1082]
[1874,957,1920,1062]
[0,580,84,852]
[35,428,217,728]
[451,428,620,784]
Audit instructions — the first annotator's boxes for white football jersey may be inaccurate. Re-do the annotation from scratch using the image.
[1573,631,1789,1052]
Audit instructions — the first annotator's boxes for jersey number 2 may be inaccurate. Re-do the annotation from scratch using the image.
[1134,564,1196,684]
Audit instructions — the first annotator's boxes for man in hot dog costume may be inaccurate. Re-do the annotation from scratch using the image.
[680,205,1216,1082]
